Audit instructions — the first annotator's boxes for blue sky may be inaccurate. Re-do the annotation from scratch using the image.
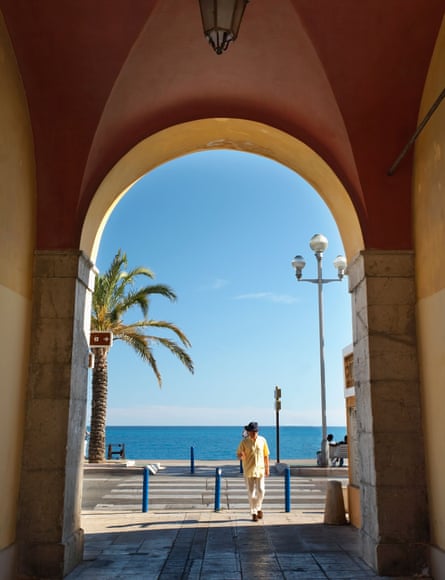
[91,150,352,427]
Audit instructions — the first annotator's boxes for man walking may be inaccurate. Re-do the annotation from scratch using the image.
[237,421,270,521]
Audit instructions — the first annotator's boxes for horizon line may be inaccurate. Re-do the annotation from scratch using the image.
[103,424,347,428]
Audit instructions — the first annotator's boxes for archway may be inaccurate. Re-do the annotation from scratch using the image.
[78,118,428,576]
[81,118,363,484]
[81,117,364,496]
[80,119,363,262]
[79,119,364,547]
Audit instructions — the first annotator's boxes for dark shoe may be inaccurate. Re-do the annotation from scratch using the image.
[257,510,263,519]
[252,514,258,521]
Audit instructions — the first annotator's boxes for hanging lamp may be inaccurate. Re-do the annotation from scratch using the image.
[198,0,249,54]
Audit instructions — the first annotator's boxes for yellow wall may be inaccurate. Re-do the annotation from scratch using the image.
[414,16,445,553]
[0,13,35,553]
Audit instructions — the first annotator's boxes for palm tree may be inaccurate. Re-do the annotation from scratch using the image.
[88,250,194,462]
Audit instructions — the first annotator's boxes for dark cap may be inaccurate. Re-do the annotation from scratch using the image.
[244,421,259,432]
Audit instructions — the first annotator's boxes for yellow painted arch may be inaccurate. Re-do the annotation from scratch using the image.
[80,118,364,262]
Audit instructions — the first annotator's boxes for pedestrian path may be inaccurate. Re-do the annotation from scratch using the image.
[67,461,404,579]
[95,473,330,512]
[66,509,393,579]
[85,461,347,514]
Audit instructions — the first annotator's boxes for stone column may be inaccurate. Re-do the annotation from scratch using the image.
[17,251,95,578]
[348,250,429,576]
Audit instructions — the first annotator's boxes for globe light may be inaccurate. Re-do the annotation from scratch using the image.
[309,233,328,253]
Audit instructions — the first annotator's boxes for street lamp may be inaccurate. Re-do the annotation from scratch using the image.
[291,234,347,467]
[198,0,249,55]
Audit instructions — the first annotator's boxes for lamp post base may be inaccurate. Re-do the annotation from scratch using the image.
[320,438,330,467]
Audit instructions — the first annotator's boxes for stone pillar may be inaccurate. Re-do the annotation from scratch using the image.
[348,250,429,576]
[17,251,95,578]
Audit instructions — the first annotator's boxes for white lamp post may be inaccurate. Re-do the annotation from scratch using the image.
[291,234,347,467]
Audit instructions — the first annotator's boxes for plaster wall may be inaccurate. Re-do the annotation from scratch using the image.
[414,16,445,577]
[0,10,35,570]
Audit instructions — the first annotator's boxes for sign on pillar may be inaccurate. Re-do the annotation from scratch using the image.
[89,331,113,368]
[89,331,113,348]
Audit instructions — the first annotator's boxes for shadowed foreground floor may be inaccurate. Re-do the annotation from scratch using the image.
[66,509,403,579]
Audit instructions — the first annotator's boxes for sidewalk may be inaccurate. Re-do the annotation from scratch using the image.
[83,458,350,479]
[68,460,403,579]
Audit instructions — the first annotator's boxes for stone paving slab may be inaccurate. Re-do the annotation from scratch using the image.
[72,460,422,579]
[66,509,401,579]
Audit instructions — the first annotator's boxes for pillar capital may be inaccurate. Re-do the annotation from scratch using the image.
[347,249,415,293]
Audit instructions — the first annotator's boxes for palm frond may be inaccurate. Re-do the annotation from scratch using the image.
[118,332,163,386]
[138,319,192,347]
[91,250,194,379]
[146,336,195,374]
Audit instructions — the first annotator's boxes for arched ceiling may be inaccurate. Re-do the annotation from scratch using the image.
[0,0,443,249]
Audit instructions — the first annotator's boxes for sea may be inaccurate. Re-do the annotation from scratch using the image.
[102,426,347,461]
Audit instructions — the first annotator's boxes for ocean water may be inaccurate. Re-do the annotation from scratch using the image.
[103,426,347,460]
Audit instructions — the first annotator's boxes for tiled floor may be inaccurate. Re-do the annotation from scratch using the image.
[67,461,428,579]
[66,509,394,579]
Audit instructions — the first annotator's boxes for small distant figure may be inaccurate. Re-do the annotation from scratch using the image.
[326,434,338,466]
[330,434,348,467]
[237,421,270,522]
[318,434,337,465]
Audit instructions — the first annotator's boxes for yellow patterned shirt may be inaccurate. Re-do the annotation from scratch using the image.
[237,435,270,478]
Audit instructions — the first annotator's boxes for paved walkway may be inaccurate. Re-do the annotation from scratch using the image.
[67,509,388,579]
[66,461,419,579]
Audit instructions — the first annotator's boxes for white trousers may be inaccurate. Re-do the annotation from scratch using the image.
[245,476,265,514]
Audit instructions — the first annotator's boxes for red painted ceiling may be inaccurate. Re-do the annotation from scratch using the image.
[1,0,443,249]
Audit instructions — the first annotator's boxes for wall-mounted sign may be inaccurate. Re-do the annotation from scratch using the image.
[344,352,354,389]
[89,331,113,348]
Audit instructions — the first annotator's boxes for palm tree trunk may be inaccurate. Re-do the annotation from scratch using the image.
[88,348,109,462]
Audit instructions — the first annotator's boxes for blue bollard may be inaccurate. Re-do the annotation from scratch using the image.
[214,467,222,512]
[142,466,149,512]
[285,466,291,513]
[240,459,243,474]
[190,446,195,474]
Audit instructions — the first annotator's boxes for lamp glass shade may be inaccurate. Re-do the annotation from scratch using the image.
[333,255,347,272]
[291,255,306,271]
[309,233,328,253]
[199,0,249,54]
